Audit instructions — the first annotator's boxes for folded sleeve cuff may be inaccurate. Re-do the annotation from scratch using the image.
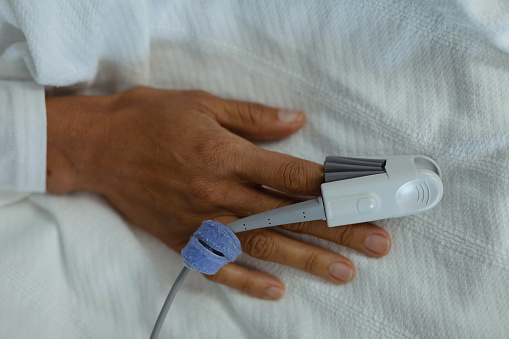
[0,80,46,192]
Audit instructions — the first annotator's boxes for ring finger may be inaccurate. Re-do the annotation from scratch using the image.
[237,228,355,284]
[279,221,391,258]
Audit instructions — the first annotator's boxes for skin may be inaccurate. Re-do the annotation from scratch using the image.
[46,86,391,300]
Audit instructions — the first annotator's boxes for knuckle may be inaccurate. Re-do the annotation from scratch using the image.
[188,179,222,205]
[239,278,252,294]
[199,137,236,171]
[243,231,277,260]
[206,270,253,296]
[338,226,358,246]
[237,102,264,126]
[303,251,320,273]
[281,161,307,194]
[274,198,296,210]
[282,221,307,233]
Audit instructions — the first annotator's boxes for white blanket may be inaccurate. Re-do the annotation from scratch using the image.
[1,1,509,338]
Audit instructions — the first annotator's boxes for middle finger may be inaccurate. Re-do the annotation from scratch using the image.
[221,185,391,258]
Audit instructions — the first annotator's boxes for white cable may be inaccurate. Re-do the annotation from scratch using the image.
[148,155,443,337]
[150,266,191,339]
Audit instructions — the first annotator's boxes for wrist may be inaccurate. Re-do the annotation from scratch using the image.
[46,94,112,194]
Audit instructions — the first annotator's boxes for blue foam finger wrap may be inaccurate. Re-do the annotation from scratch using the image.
[181,220,242,275]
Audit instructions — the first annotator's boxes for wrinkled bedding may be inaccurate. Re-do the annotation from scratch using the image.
[1,1,509,337]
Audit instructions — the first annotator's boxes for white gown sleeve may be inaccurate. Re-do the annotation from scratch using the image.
[0,2,48,193]
[0,0,149,194]
[0,79,46,192]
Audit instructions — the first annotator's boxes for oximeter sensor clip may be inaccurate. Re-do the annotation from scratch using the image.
[227,155,443,232]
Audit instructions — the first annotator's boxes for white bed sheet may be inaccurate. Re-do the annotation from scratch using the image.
[1,1,509,338]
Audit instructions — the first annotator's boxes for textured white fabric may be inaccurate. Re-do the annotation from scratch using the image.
[1,0,509,338]
[0,20,47,193]
[0,79,46,191]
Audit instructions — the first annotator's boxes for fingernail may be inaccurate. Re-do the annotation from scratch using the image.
[278,110,304,123]
[265,286,285,299]
[329,262,353,282]
[364,234,390,255]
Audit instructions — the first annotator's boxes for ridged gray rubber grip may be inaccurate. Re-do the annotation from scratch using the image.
[227,197,326,233]
[324,156,386,183]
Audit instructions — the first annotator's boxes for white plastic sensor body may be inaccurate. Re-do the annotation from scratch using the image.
[227,155,443,233]
[321,155,442,227]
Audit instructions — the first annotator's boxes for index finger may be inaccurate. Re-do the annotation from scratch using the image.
[235,144,323,196]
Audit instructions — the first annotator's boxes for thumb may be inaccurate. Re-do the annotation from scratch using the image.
[216,98,306,139]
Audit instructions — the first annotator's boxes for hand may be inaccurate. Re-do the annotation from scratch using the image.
[46,87,391,300]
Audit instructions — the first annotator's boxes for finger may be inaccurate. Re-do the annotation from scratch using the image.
[220,184,302,218]
[219,185,390,257]
[204,262,286,300]
[213,97,307,139]
[280,221,391,257]
[235,147,324,196]
[237,229,355,284]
